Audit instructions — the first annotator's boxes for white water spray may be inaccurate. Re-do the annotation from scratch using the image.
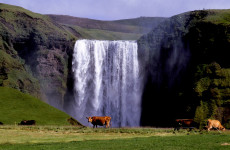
[72,40,142,127]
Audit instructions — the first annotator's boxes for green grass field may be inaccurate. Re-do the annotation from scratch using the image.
[0,87,71,125]
[0,126,230,150]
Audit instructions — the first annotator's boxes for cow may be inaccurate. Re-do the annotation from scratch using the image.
[207,119,225,131]
[174,119,197,131]
[18,120,36,125]
[86,116,111,128]
[0,122,3,125]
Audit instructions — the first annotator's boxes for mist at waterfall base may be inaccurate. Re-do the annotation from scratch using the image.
[71,40,142,127]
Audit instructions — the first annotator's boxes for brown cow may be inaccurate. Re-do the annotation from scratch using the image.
[207,119,225,131]
[86,116,111,128]
[174,119,197,131]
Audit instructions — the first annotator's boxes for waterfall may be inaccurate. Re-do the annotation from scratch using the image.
[72,39,142,127]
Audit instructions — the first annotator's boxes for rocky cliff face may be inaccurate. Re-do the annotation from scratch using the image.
[0,3,76,109]
[138,10,230,127]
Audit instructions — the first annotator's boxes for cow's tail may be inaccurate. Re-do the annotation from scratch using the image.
[110,120,112,128]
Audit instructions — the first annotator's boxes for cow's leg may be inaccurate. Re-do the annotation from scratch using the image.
[174,126,178,131]
[105,122,108,128]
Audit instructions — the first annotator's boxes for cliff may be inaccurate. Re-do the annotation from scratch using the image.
[1,3,230,127]
[138,10,230,127]
[0,3,76,109]
[0,3,164,111]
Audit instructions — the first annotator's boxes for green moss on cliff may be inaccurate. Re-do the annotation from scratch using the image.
[0,3,76,106]
[0,50,40,97]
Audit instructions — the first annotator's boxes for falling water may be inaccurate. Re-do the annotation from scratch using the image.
[72,39,142,127]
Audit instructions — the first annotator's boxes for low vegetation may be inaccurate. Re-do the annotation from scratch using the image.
[194,63,230,128]
[0,51,40,97]
[204,9,230,25]
[0,126,229,149]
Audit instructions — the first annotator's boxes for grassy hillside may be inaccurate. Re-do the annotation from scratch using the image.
[0,87,74,125]
[48,15,167,40]
[204,9,230,25]
[67,25,142,40]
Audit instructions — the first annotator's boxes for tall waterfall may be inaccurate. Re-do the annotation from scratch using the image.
[72,39,142,127]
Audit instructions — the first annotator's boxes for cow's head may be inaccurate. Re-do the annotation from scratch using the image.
[86,117,93,123]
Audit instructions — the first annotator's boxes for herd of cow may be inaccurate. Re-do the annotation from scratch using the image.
[174,119,225,131]
[86,116,226,131]
[0,117,226,132]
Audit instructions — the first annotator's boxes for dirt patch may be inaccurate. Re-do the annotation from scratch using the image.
[221,143,230,145]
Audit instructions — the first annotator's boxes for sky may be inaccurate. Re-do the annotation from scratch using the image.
[0,0,230,20]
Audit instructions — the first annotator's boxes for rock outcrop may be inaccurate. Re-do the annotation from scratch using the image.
[0,3,76,109]
[138,10,230,127]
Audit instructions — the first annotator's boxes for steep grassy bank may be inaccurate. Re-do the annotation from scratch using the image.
[0,87,73,125]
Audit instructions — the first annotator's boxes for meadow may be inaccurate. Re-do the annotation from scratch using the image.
[0,126,230,150]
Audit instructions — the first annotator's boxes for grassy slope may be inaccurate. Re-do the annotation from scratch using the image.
[0,87,72,125]
[0,3,74,41]
[204,9,230,25]
[48,15,166,40]
[71,25,142,40]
